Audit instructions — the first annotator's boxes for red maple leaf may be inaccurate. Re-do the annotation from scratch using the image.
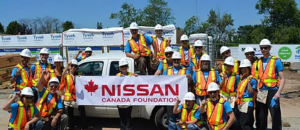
[84,80,98,96]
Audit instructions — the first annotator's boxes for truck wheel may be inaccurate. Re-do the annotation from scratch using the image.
[154,107,168,130]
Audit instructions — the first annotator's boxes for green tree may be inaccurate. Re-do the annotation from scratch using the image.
[272,25,300,43]
[236,25,256,43]
[142,0,175,26]
[183,16,199,35]
[6,21,22,35]
[97,22,103,29]
[0,22,4,33]
[62,21,74,31]
[249,25,267,43]
[110,3,144,27]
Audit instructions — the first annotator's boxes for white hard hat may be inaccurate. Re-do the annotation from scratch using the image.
[244,47,255,53]
[260,39,271,46]
[239,59,252,68]
[220,46,230,54]
[129,22,139,29]
[172,51,181,59]
[21,87,34,96]
[184,92,195,100]
[164,47,173,53]
[224,57,235,66]
[180,35,189,41]
[200,54,211,61]
[154,24,163,30]
[40,48,49,54]
[49,77,60,84]
[70,59,78,65]
[194,40,203,47]
[53,55,63,62]
[119,58,129,67]
[207,82,220,92]
[85,47,92,52]
[20,49,32,58]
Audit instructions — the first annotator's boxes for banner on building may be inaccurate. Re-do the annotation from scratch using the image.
[75,75,188,105]
[0,34,62,47]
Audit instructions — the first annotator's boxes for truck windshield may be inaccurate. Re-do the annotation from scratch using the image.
[77,61,104,76]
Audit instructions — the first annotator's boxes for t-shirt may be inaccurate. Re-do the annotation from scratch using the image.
[178,104,201,120]
[157,37,163,51]
[189,55,201,67]
[162,66,190,80]
[9,102,39,123]
[192,71,222,84]
[239,77,257,107]
[125,34,153,53]
[261,57,283,90]
[157,61,173,71]
[10,66,30,92]
[38,87,63,110]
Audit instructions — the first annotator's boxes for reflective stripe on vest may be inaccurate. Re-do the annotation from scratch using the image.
[195,68,216,96]
[32,62,52,86]
[116,72,134,76]
[221,75,236,97]
[167,67,186,75]
[49,70,56,79]
[181,103,203,129]
[191,53,206,70]
[14,64,32,91]
[129,34,151,56]
[9,101,34,130]
[251,61,260,79]
[152,35,167,59]
[178,45,194,66]
[64,74,75,101]
[207,98,227,130]
[236,77,253,105]
[162,59,168,72]
[37,90,49,111]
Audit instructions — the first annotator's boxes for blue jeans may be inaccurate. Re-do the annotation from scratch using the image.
[168,121,181,130]
[30,120,43,130]
[187,124,201,130]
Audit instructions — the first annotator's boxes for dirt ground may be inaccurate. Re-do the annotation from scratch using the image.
[0,70,300,130]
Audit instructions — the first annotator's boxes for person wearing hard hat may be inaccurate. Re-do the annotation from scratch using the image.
[192,54,222,105]
[125,22,155,75]
[116,58,138,130]
[190,40,206,72]
[75,47,93,62]
[154,47,174,75]
[251,39,285,130]
[3,87,42,130]
[36,70,68,130]
[48,55,64,83]
[59,59,88,130]
[10,49,33,94]
[218,46,240,75]
[173,92,206,130]
[244,47,258,64]
[163,51,192,129]
[235,59,257,130]
[200,82,236,130]
[219,57,240,107]
[178,34,195,73]
[152,24,171,60]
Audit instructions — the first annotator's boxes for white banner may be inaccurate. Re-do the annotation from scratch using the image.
[238,44,300,62]
[75,75,188,105]
[0,34,62,47]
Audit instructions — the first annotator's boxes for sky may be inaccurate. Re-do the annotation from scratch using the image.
[1,0,300,30]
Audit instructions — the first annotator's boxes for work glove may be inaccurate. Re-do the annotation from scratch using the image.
[270,97,278,108]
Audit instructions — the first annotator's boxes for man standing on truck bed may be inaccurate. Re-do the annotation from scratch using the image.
[151,24,171,61]
[178,34,195,74]
[75,47,93,62]
[125,22,156,75]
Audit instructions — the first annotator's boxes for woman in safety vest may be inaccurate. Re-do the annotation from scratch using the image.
[59,59,88,130]
[3,87,42,130]
[116,58,137,130]
[47,55,64,83]
[235,59,257,130]
[173,92,206,130]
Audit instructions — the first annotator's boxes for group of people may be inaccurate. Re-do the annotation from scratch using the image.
[2,21,285,130]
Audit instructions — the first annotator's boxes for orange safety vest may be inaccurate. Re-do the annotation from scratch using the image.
[220,74,236,97]
[178,45,195,66]
[151,35,168,59]
[251,56,280,88]
[180,103,204,129]
[236,76,253,105]
[14,64,32,91]
[32,62,52,86]
[191,53,206,70]
[128,34,152,57]
[116,72,135,76]
[195,68,216,96]
[36,89,60,117]
[59,74,76,101]
[162,59,170,72]
[221,59,239,75]
[206,97,227,130]
[9,101,34,130]
[166,67,186,75]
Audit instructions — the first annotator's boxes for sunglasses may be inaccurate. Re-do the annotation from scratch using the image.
[120,66,128,68]
[245,52,254,56]
[71,65,78,68]
[131,29,138,32]
[260,47,269,50]
[49,85,59,88]
[25,96,34,100]
[165,53,173,56]
[209,91,218,94]
[195,47,203,49]
[173,59,180,61]
[181,40,189,43]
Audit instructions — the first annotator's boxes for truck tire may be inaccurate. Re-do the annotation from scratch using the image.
[154,107,168,130]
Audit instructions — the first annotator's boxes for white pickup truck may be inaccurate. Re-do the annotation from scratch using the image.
[75,52,168,130]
